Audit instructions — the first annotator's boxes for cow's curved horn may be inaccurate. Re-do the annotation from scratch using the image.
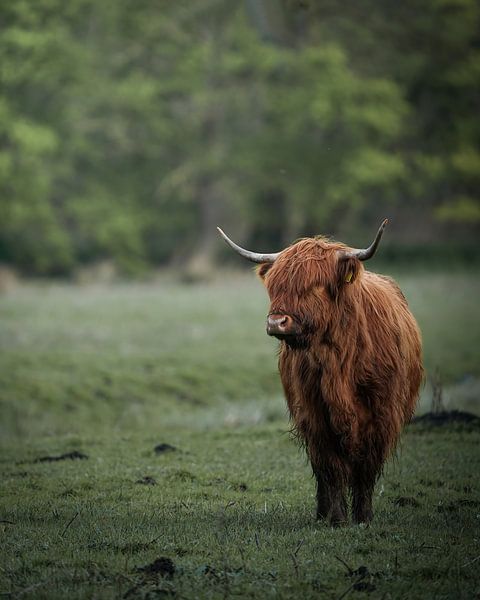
[217,227,280,264]
[341,219,388,261]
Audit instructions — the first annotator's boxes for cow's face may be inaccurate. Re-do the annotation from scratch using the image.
[257,239,361,349]
[217,221,386,348]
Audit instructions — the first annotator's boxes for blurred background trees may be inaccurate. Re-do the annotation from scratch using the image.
[1,0,478,276]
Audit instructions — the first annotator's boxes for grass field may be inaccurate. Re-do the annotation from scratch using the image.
[1,271,479,599]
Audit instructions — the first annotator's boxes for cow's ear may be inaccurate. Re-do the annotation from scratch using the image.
[335,256,360,292]
[257,262,273,280]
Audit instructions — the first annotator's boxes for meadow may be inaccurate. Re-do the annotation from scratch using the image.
[1,270,479,599]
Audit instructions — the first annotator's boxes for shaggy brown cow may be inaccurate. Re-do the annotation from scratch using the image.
[218,220,423,525]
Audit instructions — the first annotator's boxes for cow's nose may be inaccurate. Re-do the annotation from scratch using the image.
[266,314,295,337]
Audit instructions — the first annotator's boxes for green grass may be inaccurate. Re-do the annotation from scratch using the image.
[1,428,480,599]
[1,272,479,438]
[1,271,479,598]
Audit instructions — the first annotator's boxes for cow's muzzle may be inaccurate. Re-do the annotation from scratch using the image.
[266,314,300,339]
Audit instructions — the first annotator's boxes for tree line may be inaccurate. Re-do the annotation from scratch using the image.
[1,0,479,275]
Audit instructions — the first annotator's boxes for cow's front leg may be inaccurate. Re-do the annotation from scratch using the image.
[315,470,347,526]
[351,465,377,524]
[315,475,330,520]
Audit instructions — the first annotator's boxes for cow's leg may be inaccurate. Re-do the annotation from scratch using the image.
[327,478,347,526]
[351,465,377,524]
[315,468,348,526]
[315,474,330,520]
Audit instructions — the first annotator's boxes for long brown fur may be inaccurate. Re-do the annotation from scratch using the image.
[257,237,423,525]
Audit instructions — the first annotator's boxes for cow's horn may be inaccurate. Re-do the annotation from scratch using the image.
[342,219,388,261]
[217,227,280,264]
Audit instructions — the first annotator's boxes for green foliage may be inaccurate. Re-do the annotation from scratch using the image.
[0,0,478,274]
[436,196,480,223]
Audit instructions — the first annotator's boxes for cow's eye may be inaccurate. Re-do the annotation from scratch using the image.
[258,262,274,280]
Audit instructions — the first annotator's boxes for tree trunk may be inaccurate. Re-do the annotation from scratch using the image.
[183,181,224,281]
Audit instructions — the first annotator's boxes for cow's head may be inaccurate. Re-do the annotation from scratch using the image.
[218,220,388,349]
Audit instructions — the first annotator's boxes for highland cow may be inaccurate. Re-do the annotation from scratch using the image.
[218,220,423,525]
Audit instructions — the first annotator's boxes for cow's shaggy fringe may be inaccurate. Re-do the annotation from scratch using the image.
[258,237,423,525]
